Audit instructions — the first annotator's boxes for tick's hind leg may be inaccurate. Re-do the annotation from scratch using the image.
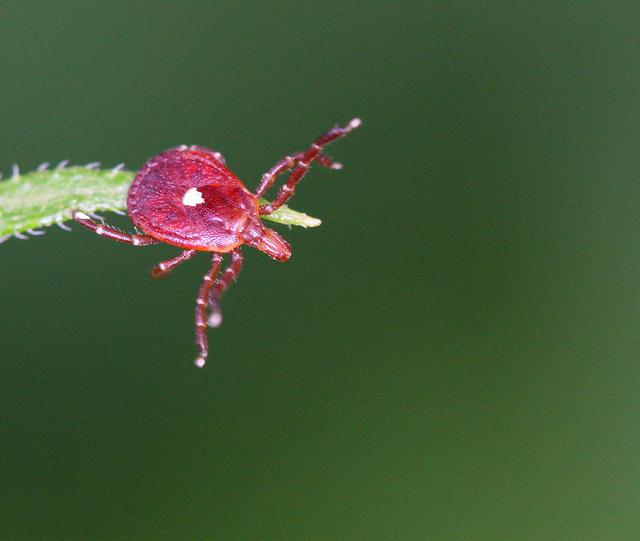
[194,253,223,367]
[207,249,244,328]
[73,211,158,246]
[150,249,197,278]
[258,118,361,215]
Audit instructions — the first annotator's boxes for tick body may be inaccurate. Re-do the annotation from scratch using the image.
[73,118,361,367]
[127,146,290,260]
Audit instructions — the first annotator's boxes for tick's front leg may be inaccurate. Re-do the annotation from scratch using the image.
[255,151,343,198]
[259,118,361,215]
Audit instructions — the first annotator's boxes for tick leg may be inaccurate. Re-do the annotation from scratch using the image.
[255,151,341,198]
[207,248,244,327]
[194,253,223,367]
[258,118,361,214]
[314,153,342,170]
[73,211,158,246]
[150,249,197,278]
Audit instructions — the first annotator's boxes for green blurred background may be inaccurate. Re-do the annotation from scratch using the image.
[1,2,639,539]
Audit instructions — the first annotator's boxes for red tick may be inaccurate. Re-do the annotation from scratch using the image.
[73,118,361,367]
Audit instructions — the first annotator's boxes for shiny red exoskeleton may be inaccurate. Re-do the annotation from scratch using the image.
[73,118,361,367]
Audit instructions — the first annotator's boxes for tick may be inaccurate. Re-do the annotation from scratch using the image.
[73,118,361,367]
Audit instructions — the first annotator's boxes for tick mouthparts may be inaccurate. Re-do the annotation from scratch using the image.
[244,225,292,262]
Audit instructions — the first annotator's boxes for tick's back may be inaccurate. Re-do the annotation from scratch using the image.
[127,147,258,251]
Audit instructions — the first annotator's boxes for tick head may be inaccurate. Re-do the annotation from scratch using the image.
[241,216,291,261]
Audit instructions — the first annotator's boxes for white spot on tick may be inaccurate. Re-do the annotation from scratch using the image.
[195,356,206,368]
[96,226,104,235]
[182,187,205,207]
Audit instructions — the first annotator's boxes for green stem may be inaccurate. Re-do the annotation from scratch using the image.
[0,165,321,240]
